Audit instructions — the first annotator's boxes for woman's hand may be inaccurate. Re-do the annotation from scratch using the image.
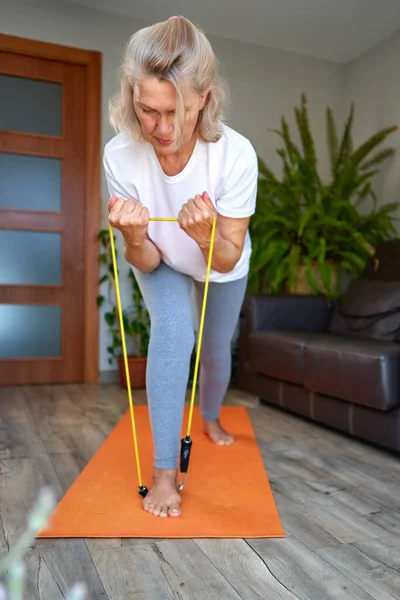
[178,192,219,248]
[108,196,149,247]
[179,191,250,274]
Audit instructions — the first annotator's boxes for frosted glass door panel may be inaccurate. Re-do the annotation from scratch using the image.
[0,153,62,211]
[0,74,62,136]
[0,230,61,285]
[0,305,61,358]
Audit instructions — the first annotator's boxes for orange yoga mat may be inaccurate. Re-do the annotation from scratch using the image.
[37,406,284,539]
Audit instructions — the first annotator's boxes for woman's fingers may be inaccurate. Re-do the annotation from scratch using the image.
[201,191,215,210]
[179,203,193,227]
[139,206,150,225]
[108,197,148,232]
[193,194,205,211]
[108,195,117,211]
[125,198,138,213]
[191,195,212,223]
[108,197,126,217]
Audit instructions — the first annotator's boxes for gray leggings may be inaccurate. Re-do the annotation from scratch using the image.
[132,260,248,470]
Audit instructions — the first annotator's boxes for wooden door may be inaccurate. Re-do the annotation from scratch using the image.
[0,35,101,385]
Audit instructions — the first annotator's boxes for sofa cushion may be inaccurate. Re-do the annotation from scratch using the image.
[304,334,400,410]
[248,331,322,385]
[328,278,400,342]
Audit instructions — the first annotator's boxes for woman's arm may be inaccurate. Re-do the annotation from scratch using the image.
[123,235,161,273]
[178,143,258,274]
[104,150,161,273]
[198,214,250,273]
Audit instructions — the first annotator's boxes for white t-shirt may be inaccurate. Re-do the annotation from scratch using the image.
[103,124,258,283]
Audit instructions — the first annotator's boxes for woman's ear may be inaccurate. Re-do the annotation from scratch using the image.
[199,86,211,109]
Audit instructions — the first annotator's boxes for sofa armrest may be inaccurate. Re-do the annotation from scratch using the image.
[241,294,333,333]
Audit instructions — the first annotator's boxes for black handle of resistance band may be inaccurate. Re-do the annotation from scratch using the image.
[138,486,149,498]
[180,436,192,473]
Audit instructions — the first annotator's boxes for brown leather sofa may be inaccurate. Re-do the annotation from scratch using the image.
[237,240,400,452]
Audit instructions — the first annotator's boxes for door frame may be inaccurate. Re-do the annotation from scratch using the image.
[0,34,102,383]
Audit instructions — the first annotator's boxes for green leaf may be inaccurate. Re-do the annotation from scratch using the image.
[250,241,279,272]
[98,229,110,240]
[326,105,338,178]
[298,205,320,237]
[376,202,400,215]
[294,94,318,177]
[287,244,301,291]
[302,256,319,294]
[317,237,326,264]
[337,250,367,272]
[105,312,115,326]
[267,241,291,281]
[335,102,354,175]
[353,127,397,166]
[355,182,373,206]
[270,255,290,293]
[318,260,332,296]
[336,126,397,197]
[96,295,104,307]
[360,148,395,171]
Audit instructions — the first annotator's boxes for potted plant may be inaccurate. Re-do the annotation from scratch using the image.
[97,228,150,388]
[248,93,399,301]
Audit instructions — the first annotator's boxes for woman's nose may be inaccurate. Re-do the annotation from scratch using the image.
[157,115,173,136]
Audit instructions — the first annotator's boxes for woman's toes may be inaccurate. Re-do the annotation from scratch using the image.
[222,435,234,446]
[168,506,181,518]
[204,419,235,446]
[142,469,182,518]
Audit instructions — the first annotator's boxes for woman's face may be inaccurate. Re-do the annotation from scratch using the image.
[134,77,208,155]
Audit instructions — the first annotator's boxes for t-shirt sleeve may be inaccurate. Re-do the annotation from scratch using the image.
[215,143,258,218]
[103,146,138,200]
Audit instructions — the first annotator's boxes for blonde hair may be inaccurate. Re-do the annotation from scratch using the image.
[109,16,229,146]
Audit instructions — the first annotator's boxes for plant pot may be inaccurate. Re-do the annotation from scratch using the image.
[286,261,338,295]
[117,355,147,389]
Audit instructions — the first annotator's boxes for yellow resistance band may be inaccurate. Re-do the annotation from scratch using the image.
[109,216,217,496]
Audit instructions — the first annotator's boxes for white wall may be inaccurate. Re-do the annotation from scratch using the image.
[208,35,344,181]
[343,29,400,226]
[1,0,344,372]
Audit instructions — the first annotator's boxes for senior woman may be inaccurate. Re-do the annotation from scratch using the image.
[104,15,258,519]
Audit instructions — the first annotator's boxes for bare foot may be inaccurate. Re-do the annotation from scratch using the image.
[142,468,181,518]
[204,418,235,446]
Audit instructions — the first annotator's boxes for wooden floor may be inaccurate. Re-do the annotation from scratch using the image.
[1,384,400,599]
